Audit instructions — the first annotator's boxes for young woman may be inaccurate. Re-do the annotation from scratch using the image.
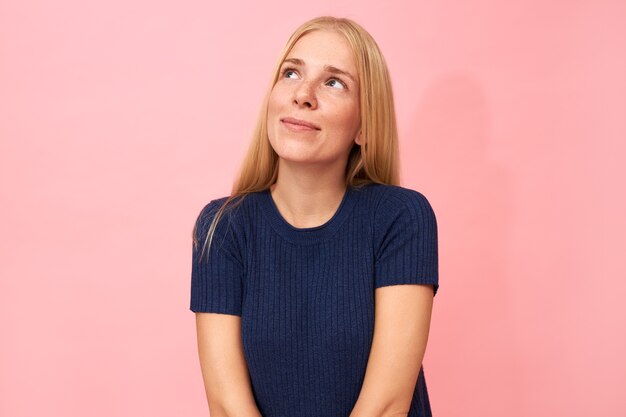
[190,16,439,417]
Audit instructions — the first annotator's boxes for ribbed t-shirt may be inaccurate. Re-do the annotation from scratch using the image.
[190,182,439,417]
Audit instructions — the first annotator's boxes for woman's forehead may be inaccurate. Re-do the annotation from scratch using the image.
[284,31,357,75]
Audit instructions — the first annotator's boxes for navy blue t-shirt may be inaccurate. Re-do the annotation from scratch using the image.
[190,182,439,417]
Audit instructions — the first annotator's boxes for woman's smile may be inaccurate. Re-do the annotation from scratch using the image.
[282,121,317,132]
[281,118,321,133]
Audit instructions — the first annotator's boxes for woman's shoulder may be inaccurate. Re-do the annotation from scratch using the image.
[193,193,252,238]
[195,196,231,224]
[359,183,433,210]
[357,183,436,232]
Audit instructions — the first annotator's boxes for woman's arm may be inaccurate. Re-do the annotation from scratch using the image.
[195,312,263,417]
[349,284,435,417]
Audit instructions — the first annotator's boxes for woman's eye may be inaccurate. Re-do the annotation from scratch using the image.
[326,79,346,89]
[282,68,298,79]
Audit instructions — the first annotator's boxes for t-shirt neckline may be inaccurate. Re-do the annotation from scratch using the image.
[259,185,358,245]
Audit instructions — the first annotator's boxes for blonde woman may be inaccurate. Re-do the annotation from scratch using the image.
[190,16,439,417]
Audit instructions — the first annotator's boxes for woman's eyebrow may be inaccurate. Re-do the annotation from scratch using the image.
[282,57,356,83]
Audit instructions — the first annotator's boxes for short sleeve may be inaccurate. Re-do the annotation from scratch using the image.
[373,189,439,296]
[189,200,244,315]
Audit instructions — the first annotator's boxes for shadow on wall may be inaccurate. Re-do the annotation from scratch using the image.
[405,72,526,416]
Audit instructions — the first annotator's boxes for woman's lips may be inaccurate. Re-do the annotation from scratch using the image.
[281,117,320,132]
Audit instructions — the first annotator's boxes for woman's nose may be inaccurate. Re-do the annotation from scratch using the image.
[293,82,317,109]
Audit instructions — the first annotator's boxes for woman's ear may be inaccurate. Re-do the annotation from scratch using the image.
[355,131,362,146]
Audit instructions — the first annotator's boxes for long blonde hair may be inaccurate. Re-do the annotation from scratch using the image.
[193,15,401,260]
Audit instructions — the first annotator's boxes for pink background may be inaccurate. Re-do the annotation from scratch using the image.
[1,1,625,416]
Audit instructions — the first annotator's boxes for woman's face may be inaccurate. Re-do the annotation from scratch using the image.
[267,29,361,166]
